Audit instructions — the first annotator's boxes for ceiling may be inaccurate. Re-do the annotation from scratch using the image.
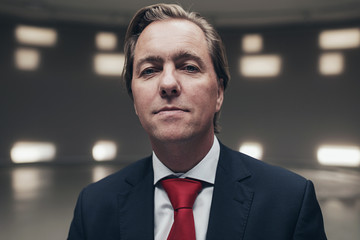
[0,0,360,27]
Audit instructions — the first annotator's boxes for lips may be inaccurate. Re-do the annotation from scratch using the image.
[154,106,189,114]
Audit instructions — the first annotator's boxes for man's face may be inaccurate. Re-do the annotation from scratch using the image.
[131,19,224,144]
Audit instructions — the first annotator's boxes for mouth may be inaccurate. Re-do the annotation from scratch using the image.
[153,106,189,114]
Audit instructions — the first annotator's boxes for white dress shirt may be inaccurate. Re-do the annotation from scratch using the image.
[153,136,220,240]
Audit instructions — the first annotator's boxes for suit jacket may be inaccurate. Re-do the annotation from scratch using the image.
[68,143,327,240]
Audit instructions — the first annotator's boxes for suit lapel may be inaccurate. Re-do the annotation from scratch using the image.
[118,157,155,240]
[206,144,254,240]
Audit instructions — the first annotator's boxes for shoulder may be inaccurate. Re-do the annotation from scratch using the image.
[220,143,308,191]
[82,156,153,197]
[218,145,326,238]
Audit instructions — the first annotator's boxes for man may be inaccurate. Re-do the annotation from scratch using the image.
[68,4,327,240]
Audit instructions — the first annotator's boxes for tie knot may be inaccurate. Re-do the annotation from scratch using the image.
[161,178,202,210]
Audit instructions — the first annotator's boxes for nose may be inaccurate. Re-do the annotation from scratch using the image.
[159,66,181,98]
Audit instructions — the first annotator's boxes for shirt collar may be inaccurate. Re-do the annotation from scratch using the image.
[153,136,220,185]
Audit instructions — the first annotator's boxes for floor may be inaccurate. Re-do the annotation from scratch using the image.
[0,164,359,240]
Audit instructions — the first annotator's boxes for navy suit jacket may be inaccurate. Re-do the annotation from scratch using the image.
[68,143,327,240]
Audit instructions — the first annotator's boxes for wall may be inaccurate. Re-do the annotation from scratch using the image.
[1,15,359,169]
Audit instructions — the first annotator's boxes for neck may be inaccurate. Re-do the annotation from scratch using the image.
[151,133,214,173]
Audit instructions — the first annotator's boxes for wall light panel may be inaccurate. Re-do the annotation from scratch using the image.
[319,28,360,50]
[240,55,281,77]
[96,32,117,50]
[15,25,57,47]
[92,140,117,161]
[15,48,40,70]
[317,145,360,167]
[242,34,263,53]
[239,142,263,160]
[94,53,124,76]
[319,52,344,75]
[11,141,56,163]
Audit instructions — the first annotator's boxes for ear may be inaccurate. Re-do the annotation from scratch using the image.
[216,78,224,112]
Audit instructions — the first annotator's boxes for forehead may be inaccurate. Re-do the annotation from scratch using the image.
[134,19,210,60]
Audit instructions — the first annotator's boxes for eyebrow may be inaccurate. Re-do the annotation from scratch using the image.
[172,50,206,70]
[134,56,164,76]
[134,50,207,75]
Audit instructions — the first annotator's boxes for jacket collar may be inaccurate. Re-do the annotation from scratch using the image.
[117,156,155,240]
[206,143,254,240]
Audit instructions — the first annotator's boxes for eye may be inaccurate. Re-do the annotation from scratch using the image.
[183,65,200,73]
[140,68,157,77]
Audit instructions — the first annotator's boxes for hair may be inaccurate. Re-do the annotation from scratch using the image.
[122,3,230,133]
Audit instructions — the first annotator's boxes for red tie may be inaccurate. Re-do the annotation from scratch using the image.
[161,178,202,240]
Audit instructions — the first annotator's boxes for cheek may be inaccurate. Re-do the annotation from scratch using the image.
[205,83,221,104]
[192,85,219,112]
[133,95,146,114]
[132,83,157,117]
[132,88,146,116]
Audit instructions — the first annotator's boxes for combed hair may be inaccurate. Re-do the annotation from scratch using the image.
[122,3,230,133]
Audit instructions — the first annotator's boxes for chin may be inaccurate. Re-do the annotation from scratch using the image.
[151,129,195,143]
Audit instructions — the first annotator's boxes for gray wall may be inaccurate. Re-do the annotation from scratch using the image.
[1,15,359,168]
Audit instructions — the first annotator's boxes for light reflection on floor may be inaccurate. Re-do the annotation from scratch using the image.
[0,164,359,240]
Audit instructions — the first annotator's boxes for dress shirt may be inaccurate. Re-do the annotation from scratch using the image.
[153,136,220,240]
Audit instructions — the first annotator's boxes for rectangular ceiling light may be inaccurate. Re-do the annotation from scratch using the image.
[15,25,57,47]
[319,52,344,75]
[15,48,40,70]
[92,140,117,161]
[96,32,117,50]
[319,28,360,49]
[317,145,360,167]
[240,55,281,77]
[239,142,263,160]
[94,53,124,76]
[242,34,263,53]
[11,141,56,163]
